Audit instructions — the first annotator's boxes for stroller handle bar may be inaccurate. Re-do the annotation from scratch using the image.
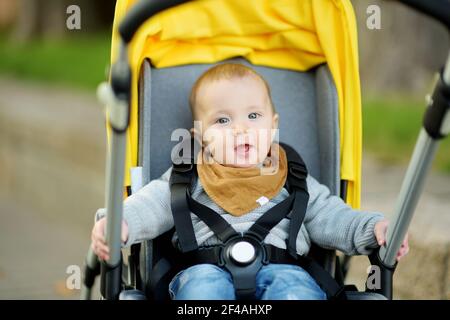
[119,0,189,43]
[397,0,450,29]
[379,50,450,268]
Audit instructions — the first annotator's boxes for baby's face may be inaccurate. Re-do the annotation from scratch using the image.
[194,76,278,167]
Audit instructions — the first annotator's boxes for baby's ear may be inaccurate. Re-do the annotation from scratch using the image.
[271,113,280,141]
[272,113,279,129]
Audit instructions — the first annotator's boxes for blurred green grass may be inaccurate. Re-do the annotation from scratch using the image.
[0,33,449,173]
[363,98,450,173]
[0,33,111,90]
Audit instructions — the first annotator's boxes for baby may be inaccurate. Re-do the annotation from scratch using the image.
[91,63,409,300]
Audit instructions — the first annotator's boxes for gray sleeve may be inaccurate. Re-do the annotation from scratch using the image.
[94,167,174,248]
[303,174,384,255]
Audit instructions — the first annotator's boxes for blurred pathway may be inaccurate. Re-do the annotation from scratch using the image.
[0,78,104,299]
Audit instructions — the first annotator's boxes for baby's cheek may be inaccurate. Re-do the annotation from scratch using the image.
[205,134,231,163]
[258,145,271,163]
[256,129,273,152]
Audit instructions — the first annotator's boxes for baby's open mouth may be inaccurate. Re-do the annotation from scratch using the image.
[234,143,252,155]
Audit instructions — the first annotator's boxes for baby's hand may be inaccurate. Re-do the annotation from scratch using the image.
[374,219,409,262]
[91,217,129,261]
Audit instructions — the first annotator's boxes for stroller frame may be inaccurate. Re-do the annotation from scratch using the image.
[81,0,450,301]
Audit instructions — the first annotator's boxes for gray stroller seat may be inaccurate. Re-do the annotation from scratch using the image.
[127,57,386,300]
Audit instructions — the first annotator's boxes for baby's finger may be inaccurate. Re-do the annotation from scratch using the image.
[375,226,386,246]
[99,251,110,261]
[96,241,110,254]
[399,236,409,255]
[92,242,105,259]
[121,220,129,243]
[96,245,110,261]
[396,246,409,261]
[91,236,107,254]
[401,245,409,256]
[92,241,99,254]
[93,228,106,243]
[101,254,110,261]
[96,226,106,240]
[93,219,107,239]
[402,235,409,248]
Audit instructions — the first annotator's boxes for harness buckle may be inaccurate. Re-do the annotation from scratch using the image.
[220,235,265,300]
[220,234,266,267]
[228,241,256,265]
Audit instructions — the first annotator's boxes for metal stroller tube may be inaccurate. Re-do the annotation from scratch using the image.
[80,247,100,300]
[379,51,450,268]
[378,130,438,266]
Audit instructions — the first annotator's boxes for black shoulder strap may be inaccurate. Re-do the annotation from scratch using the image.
[246,192,295,240]
[279,143,310,258]
[169,138,200,253]
[246,143,310,254]
[186,191,239,243]
[170,163,198,253]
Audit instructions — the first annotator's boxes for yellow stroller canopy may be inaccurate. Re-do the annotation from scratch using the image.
[109,0,362,208]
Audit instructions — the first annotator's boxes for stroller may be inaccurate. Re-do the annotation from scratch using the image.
[81,0,450,300]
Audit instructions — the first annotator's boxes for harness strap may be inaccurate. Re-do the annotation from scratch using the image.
[186,190,240,243]
[246,191,295,239]
[281,143,310,258]
[169,165,198,252]
[169,137,200,253]
[287,190,309,257]
[186,172,300,245]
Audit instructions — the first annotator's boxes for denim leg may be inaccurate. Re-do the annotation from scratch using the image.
[168,264,236,300]
[255,264,327,300]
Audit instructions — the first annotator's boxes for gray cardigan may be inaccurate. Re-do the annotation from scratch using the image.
[95,167,384,256]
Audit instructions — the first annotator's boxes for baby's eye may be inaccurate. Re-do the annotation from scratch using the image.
[248,112,260,119]
[216,117,230,124]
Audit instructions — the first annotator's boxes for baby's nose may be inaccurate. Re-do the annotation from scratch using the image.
[232,124,248,135]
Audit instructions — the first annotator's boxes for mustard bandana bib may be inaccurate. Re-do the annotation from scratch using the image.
[197,144,287,216]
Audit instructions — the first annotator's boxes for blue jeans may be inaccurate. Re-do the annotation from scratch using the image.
[168,263,327,300]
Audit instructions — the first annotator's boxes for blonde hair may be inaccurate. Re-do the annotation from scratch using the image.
[189,63,275,119]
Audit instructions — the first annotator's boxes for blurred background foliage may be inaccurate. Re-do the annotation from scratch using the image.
[0,0,448,173]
